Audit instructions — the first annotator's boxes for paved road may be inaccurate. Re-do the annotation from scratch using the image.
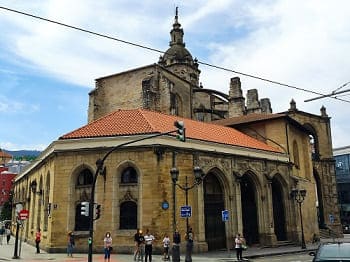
[250,253,312,262]
[1,234,349,261]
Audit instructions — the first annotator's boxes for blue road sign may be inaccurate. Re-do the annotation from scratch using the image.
[180,206,192,218]
[222,210,229,221]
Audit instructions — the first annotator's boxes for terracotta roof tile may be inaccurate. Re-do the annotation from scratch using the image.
[0,150,12,158]
[60,109,281,153]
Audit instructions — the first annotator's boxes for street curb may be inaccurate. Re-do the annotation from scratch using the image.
[243,248,318,259]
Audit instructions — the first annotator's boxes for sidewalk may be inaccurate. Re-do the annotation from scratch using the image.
[0,236,348,261]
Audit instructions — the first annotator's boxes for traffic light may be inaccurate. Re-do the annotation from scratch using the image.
[174,120,186,142]
[95,204,101,220]
[81,201,89,216]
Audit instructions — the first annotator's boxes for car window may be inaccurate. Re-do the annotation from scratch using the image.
[318,244,350,258]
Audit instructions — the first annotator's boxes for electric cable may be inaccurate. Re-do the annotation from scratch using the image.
[1,5,349,103]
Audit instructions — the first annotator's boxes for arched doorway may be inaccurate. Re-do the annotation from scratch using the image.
[241,174,259,245]
[204,173,226,250]
[272,177,287,241]
[314,170,326,228]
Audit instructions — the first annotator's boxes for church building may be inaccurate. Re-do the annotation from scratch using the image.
[12,10,340,253]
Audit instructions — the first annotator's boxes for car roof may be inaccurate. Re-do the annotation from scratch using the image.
[317,242,350,260]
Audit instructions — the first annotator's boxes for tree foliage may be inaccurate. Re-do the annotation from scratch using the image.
[0,194,13,221]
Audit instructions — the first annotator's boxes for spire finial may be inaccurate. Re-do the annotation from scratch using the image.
[175,6,179,23]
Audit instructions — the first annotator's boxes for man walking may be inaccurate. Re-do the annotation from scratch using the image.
[144,229,155,262]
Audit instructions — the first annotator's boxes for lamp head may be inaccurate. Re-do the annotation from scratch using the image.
[170,167,179,183]
[30,180,37,194]
[193,166,203,184]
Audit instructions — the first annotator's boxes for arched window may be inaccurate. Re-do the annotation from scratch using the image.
[121,167,138,184]
[293,140,300,169]
[120,201,137,229]
[77,169,93,186]
[74,168,93,231]
[75,203,89,231]
[170,93,182,116]
[196,105,205,122]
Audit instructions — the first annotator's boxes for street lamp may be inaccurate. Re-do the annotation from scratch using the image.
[291,188,307,249]
[30,180,42,195]
[170,165,204,262]
[12,202,23,259]
[85,127,184,262]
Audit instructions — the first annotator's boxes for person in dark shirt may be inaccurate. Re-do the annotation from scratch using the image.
[133,229,145,261]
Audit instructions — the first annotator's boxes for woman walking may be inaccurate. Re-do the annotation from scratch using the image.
[103,232,113,262]
[35,228,41,254]
[67,231,75,257]
[235,233,245,261]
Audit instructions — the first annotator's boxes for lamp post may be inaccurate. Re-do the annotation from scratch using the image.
[12,202,23,259]
[84,128,181,262]
[291,188,307,249]
[170,165,204,262]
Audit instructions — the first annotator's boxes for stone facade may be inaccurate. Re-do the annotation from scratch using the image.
[11,9,339,254]
[13,132,305,252]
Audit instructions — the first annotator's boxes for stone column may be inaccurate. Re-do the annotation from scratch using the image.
[233,175,243,235]
[263,178,277,246]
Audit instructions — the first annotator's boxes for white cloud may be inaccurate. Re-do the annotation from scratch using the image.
[0,95,40,114]
[0,141,47,151]
[0,0,349,148]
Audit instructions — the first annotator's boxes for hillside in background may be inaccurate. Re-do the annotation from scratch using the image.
[3,149,41,161]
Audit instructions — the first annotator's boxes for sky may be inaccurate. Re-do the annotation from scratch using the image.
[0,0,349,151]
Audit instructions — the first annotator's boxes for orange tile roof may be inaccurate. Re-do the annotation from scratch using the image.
[60,109,282,153]
[0,150,12,158]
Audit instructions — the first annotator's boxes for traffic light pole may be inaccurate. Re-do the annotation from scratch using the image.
[87,128,179,262]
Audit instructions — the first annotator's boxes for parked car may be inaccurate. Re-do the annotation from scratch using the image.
[343,224,350,234]
[309,242,350,261]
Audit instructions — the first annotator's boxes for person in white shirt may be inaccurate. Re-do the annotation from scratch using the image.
[235,233,245,261]
[162,233,171,260]
[103,232,113,262]
[144,229,155,262]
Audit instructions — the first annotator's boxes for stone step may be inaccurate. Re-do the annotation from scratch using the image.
[319,228,339,239]
[275,240,294,247]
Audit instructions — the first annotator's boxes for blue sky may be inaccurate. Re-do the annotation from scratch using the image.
[1,0,350,150]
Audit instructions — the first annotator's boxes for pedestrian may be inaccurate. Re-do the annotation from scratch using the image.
[6,226,11,244]
[144,229,155,262]
[0,226,4,245]
[185,227,194,262]
[103,231,113,262]
[134,229,144,261]
[162,233,171,260]
[172,229,181,262]
[235,233,244,261]
[67,231,75,257]
[35,228,41,253]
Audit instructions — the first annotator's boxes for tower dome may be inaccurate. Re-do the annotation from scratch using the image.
[159,7,194,66]
[158,7,200,85]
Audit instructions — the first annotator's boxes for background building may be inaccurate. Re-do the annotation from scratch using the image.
[334,146,350,226]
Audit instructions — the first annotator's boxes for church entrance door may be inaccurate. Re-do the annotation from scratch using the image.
[241,175,259,245]
[272,177,287,241]
[204,173,226,250]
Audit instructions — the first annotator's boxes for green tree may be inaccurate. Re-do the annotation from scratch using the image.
[0,194,13,220]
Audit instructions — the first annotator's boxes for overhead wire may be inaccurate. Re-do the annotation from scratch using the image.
[1,5,349,103]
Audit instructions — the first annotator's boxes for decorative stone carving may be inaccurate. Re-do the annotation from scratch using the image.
[120,189,137,203]
[79,190,90,202]
[198,156,230,175]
